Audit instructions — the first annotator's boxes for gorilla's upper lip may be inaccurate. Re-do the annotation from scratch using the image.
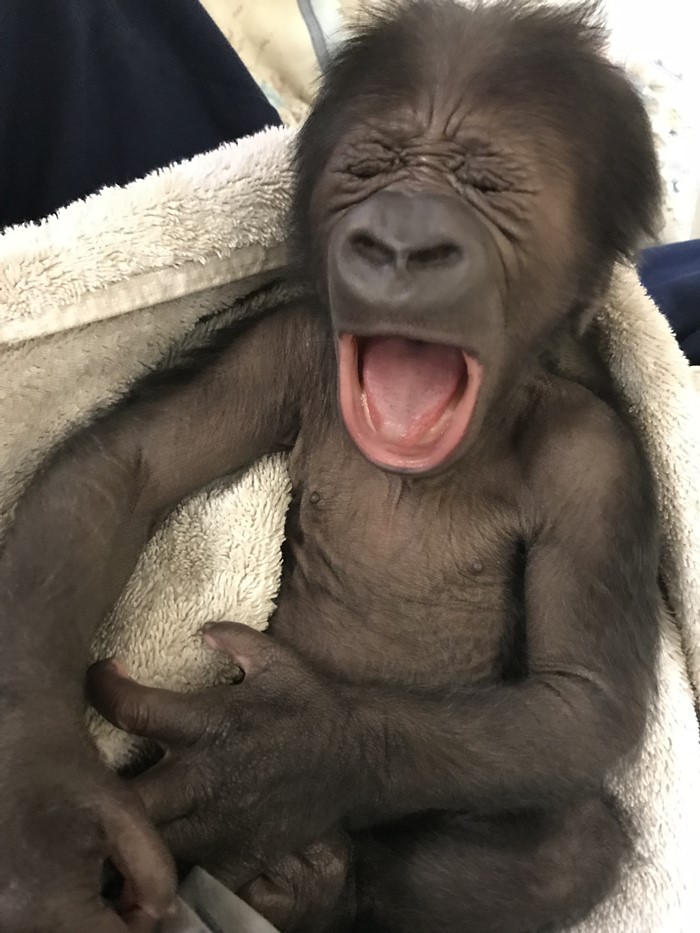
[337,333,483,474]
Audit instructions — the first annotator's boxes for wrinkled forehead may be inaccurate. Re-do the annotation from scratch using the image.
[318,81,578,196]
[317,46,588,164]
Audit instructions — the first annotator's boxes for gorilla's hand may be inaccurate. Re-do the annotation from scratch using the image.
[88,624,358,891]
[0,720,175,933]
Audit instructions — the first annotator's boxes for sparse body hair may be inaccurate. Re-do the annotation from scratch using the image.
[0,3,661,932]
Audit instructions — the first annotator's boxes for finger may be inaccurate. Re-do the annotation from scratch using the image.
[103,799,177,922]
[239,874,298,931]
[158,814,209,863]
[120,881,176,933]
[87,661,202,745]
[158,815,257,885]
[122,906,162,933]
[130,759,197,826]
[201,622,280,677]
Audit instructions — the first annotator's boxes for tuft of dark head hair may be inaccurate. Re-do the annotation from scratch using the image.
[293,0,661,283]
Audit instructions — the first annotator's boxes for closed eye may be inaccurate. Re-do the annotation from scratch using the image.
[455,165,514,195]
[346,159,392,179]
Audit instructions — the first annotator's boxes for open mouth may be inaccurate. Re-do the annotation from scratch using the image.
[338,334,483,472]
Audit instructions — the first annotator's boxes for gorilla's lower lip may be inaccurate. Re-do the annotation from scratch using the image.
[337,334,482,472]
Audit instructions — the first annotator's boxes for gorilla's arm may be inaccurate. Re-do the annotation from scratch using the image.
[1,306,308,700]
[0,304,309,931]
[352,413,659,820]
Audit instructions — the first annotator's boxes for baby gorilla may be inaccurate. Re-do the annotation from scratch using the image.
[0,1,663,932]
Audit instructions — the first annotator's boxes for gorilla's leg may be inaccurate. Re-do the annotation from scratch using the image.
[355,795,627,933]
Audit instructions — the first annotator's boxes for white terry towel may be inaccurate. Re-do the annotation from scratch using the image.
[0,126,699,931]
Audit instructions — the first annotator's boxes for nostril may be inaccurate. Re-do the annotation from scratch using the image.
[408,243,462,269]
[349,232,395,267]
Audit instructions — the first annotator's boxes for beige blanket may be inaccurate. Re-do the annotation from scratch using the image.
[1,126,699,931]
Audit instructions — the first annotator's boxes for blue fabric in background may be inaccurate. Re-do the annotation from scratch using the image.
[639,240,700,366]
[0,0,697,364]
[0,0,281,231]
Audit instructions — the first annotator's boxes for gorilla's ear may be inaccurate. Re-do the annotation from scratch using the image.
[587,63,663,260]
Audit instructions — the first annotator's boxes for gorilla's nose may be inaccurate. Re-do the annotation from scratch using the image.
[330,190,487,322]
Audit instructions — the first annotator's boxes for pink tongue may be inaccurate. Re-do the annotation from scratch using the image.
[362,337,465,444]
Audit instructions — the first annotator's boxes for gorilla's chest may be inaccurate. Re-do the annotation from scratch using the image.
[272,424,525,687]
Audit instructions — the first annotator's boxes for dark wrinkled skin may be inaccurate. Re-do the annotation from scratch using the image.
[0,2,663,932]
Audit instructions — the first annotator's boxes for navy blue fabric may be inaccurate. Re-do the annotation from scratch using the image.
[0,0,281,230]
[639,240,700,365]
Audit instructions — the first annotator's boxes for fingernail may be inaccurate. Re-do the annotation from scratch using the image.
[108,658,130,678]
[201,621,225,648]
[137,900,175,921]
[202,631,219,650]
